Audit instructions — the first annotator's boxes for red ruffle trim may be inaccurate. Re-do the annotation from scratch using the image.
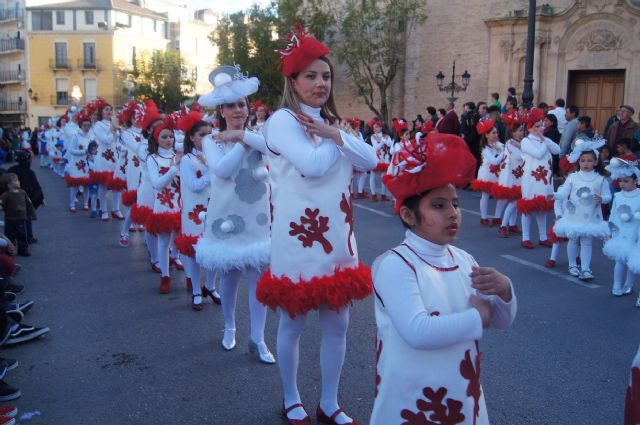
[174,233,199,257]
[121,189,138,207]
[470,179,495,193]
[130,204,153,225]
[256,262,372,318]
[373,163,389,173]
[145,211,181,235]
[89,171,113,186]
[64,175,90,187]
[517,195,554,214]
[490,184,522,201]
[108,176,127,191]
[547,226,568,244]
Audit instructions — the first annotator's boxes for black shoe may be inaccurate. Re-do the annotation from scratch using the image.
[27,238,37,244]
[4,323,49,346]
[0,359,18,372]
[4,311,22,325]
[201,286,221,305]
[0,325,10,346]
[6,301,34,315]
[0,364,7,380]
[5,284,24,295]
[3,293,16,303]
[0,381,21,402]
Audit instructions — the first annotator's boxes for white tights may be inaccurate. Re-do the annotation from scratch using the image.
[220,267,266,344]
[97,185,122,213]
[144,231,158,266]
[120,207,132,237]
[494,199,507,221]
[357,173,367,194]
[68,187,78,209]
[614,261,636,291]
[278,306,351,422]
[550,242,563,262]
[521,212,547,242]
[567,237,592,271]
[501,200,518,227]
[369,172,388,196]
[157,232,174,277]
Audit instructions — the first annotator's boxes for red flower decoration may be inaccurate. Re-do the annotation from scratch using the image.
[400,386,465,425]
[159,166,170,175]
[188,204,207,225]
[196,170,203,178]
[132,156,140,168]
[460,346,482,425]
[102,149,116,163]
[489,164,501,178]
[75,160,87,173]
[157,187,176,208]
[289,208,333,254]
[512,164,524,179]
[340,192,354,256]
[531,165,549,184]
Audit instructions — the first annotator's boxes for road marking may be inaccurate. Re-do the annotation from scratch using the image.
[353,203,395,217]
[460,208,481,217]
[501,254,600,289]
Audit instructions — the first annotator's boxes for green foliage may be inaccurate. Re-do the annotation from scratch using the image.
[132,50,195,111]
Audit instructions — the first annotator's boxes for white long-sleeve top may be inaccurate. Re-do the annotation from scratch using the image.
[179,148,210,193]
[521,134,560,159]
[93,119,114,147]
[265,103,376,177]
[554,169,612,204]
[204,130,266,180]
[147,147,178,191]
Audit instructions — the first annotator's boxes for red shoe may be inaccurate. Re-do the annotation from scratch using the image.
[129,226,136,232]
[361,192,370,199]
[371,194,379,202]
[150,262,161,273]
[498,226,509,238]
[170,257,184,271]
[69,207,76,213]
[381,195,390,201]
[545,259,556,268]
[0,416,16,425]
[480,218,490,227]
[508,225,522,235]
[521,240,535,249]
[316,405,361,425]
[119,235,129,247]
[0,406,17,418]
[491,218,502,227]
[539,239,553,248]
[159,276,171,294]
[111,210,125,220]
[186,277,192,291]
[282,402,312,425]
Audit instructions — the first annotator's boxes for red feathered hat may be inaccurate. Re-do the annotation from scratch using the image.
[117,100,139,125]
[524,108,545,129]
[420,120,435,134]
[344,117,362,130]
[140,99,163,131]
[93,97,108,112]
[367,119,382,128]
[75,111,91,124]
[277,23,330,77]
[383,133,477,212]
[392,119,408,135]
[177,110,203,133]
[502,110,523,128]
[153,114,177,141]
[190,103,202,113]
[476,118,495,136]
[251,100,269,115]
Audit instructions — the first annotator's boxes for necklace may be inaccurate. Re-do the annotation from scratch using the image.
[402,243,459,272]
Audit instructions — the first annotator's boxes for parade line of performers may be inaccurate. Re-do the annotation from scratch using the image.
[32,25,640,425]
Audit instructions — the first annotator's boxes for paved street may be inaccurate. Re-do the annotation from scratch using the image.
[5,165,640,425]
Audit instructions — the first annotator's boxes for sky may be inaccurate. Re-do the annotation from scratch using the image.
[186,0,272,14]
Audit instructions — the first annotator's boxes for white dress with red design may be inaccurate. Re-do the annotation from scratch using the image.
[491,139,523,201]
[517,135,560,213]
[471,142,504,193]
[553,170,611,239]
[118,127,144,206]
[110,134,128,191]
[256,104,378,317]
[92,119,118,186]
[130,141,154,225]
[625,344,640,424]
[176,149,210,258]
[146,147,181,234]
[64,129,93,187]
[372,132,392,173]
[371,230,517,425]
[195,131,270,272]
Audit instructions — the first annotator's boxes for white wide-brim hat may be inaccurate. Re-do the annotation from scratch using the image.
[198,65,260,107]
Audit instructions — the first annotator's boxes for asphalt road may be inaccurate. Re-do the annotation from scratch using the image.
[5,165,639,424]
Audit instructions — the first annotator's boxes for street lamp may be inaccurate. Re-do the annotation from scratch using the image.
[521,0,536,109]
[71,85,82,104]
[435,61,471,103]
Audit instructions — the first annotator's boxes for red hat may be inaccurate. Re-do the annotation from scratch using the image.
[501,110,523,127]
[153,114,177,141]
[140,99,163,131]
[476,118,495,136]
[75,111,91,124]
[344,117,361,130]
[117,100,139,125]
[189,102,202,113]
[420,120,435,134]
[383,133,477,212]
[524,108,545,129]
[177,110,203,133]
[277,23,330,77]
[251,100,270,115]
[392,119,408,135]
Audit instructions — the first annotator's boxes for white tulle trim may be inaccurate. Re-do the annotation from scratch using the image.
[194,238,270,273]
[553,219,610,239]
[628,252,640,274]
[603,238,634,262]
[198,78,260,107]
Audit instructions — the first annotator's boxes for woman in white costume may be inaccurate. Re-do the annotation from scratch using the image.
[64,111,92,211]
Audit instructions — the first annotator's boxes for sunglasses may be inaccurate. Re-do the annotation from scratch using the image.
[223,102,247,109]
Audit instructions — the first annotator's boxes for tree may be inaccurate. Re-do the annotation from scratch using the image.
[132,50,195,111]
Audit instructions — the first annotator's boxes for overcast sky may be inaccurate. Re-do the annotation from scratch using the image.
[188,0,272,14]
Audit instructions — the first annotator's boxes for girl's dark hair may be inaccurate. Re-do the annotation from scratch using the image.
[183,121,212,154]
[399,191,432,229]
[479,126,497,149]
[438,108,446,117]
[579,150,603,174]
[545,113,558,128]
[217,98,249,131]
[56,116,67,127]
[97,104,112,121]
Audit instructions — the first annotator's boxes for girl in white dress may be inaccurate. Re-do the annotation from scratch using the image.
[471,119,505,226]
[369,122,393,202]
[65,112,92,211]
[372,132,516,425]
[492,124,524,237]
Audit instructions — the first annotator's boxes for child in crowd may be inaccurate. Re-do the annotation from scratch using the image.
[369,122,393,202]
[493,122,524,237]
[575,116,595,141]
[616,138,638,163]
[53,141,65,177]
[471,119,505,226]
[371,132,516,425]
[0,173,37,256]
[86,141,99,218]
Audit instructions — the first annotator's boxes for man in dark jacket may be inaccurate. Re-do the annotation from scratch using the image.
[460,102,480,165]
[8,151,44,243]
[436,101,461,135]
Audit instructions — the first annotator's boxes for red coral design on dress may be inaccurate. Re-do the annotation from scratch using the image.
[157,188,176,209]
[489,164,501,178]
[400,387,465,425]
[375,338,383,398]
[531,165,549,184]
[196,170,203,178]
[289,208,333,254]
[340,192,355,256]
[460,345,482,425]
[119,154,128,175]
[188,204,207,225]
[512,163,524,179]
[76,160,87,173]
[102,149,116,162]
[159,166,170,175]
[132,155,140,168]
[625,366,640,425]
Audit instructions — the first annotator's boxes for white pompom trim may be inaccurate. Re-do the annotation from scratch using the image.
[554,219,610,239]
[195,239,270,273]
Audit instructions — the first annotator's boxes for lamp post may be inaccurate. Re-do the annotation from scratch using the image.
[436,61,471,103]
[521,0,536,109]
[71,85,82,105]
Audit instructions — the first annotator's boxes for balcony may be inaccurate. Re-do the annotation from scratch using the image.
[49,58,71,71]
[0,69,23,84]
[77,59,99,72]
[0,99,26,113]
[0,38,24,54]
[0,7,24,23]
[50,94,69,107]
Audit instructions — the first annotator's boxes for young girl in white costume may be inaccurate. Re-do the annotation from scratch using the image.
[146,116,182,294]
[604,159,640,299]
[369,122,392,202]
[371,132,516,425]
[493,122,524,237]
[65,111,92,211]
[517,109,560,249]
[471,119,505,226]
[195,65,274,363]
[553,140,611,281]
[256,27,377,425]
[175,109,221,310]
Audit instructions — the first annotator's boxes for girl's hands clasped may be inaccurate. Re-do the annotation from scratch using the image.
[296,112,343,146]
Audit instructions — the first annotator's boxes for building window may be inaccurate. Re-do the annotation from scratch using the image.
[83,42,96,68]
[85,10,94,25]
[56,78,69,105]
[84,78,97,102]
[54,42,67,68]
[32,10,53,30]
[56,11,65,25]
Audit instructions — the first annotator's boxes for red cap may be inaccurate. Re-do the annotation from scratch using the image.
[392,119,408,135]
[140,99,162,131]
[153,115,176,141]
[277,23,330,77]
[476,118,495,135]
[383,133,476,212]
[251,100,270,115]
[524,108,545,129]
[501,110,523,127]
[75,111,91,124]
[177,110,203,133]
[118,100,139,125]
